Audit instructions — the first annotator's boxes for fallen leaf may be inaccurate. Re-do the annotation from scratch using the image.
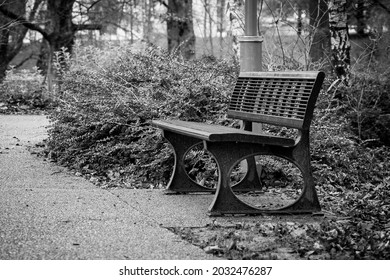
[204,245,224,254]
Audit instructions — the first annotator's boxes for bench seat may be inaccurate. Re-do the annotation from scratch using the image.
[152,119,295,146]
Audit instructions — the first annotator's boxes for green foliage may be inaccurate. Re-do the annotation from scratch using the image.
[46,43,237,188]
[0,67,51,113]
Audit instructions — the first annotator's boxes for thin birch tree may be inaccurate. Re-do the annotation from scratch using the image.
[329,0,351,85]
[226,0,244,61]
[217,0,226,58]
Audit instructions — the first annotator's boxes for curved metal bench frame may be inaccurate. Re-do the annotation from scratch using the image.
[152,71,325,216]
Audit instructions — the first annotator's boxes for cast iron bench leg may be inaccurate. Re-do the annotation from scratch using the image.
[231,156,263,192]
[205,141,263,216]
[232,121,263,192]
[162,130,215,193]
[275,137,321,213]
[205,140,321,216]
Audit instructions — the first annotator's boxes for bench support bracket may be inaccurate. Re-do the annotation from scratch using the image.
[204,137,321,216]
[163,130,215,193]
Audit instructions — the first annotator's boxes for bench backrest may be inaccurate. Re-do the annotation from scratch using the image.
[228,71,325,130]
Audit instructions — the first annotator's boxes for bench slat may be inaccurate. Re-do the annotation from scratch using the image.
[152,120,295,147]
[227,110,304,128]
[228,71,325,129]
[238,71,321,79]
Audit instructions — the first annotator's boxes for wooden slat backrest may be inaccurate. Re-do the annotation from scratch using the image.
[227,71,325,129]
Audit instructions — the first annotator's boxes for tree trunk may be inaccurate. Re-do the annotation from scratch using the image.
[208,1,214,56]
[0,28,10,82]
[1,0,101,93]
[0,0,28,82]
[42,0,75,93]
[167,0,195,60]
[143,0,153,43]
[148,0,153,41]
[329,0,351,85]
[227,0,244,62]
[130,1,134,43]
[36,40,50,74]
[355,0,367,36]
[0,58,8,82]
[217,0,226,58]
[37,0,76,71]
[204,0,208,45]
[297,4,303,36]
[309,0,331,65]
[203,0,214,56]
[47,0,76,54]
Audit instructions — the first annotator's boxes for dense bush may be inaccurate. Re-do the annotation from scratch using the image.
[328,71,390,146]
[307,77,390,259]
[0,67,51,113]
[46,43,237,188]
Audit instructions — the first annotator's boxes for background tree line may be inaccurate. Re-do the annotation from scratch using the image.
[1,0,390,85]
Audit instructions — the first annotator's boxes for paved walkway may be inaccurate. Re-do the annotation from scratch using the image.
[0,114,218,259]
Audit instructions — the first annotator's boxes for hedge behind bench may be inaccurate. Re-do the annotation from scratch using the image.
[46,44,238,188]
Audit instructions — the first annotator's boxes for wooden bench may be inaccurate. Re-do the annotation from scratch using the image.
[152,71,325,216]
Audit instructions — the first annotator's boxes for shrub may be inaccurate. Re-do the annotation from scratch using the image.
[0,67,50,113]
[46,43,237,188]
[327,71,390,146]
[310,77,390,233]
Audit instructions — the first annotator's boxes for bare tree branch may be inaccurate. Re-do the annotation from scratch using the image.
[74,23,102,31]
[0,6,51,41]
[7,0,44,59]
[74,0,103,13]
[27,0,44,21]
[155,0,168,9]
[372,0,390,14]
[86,0,103,12]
